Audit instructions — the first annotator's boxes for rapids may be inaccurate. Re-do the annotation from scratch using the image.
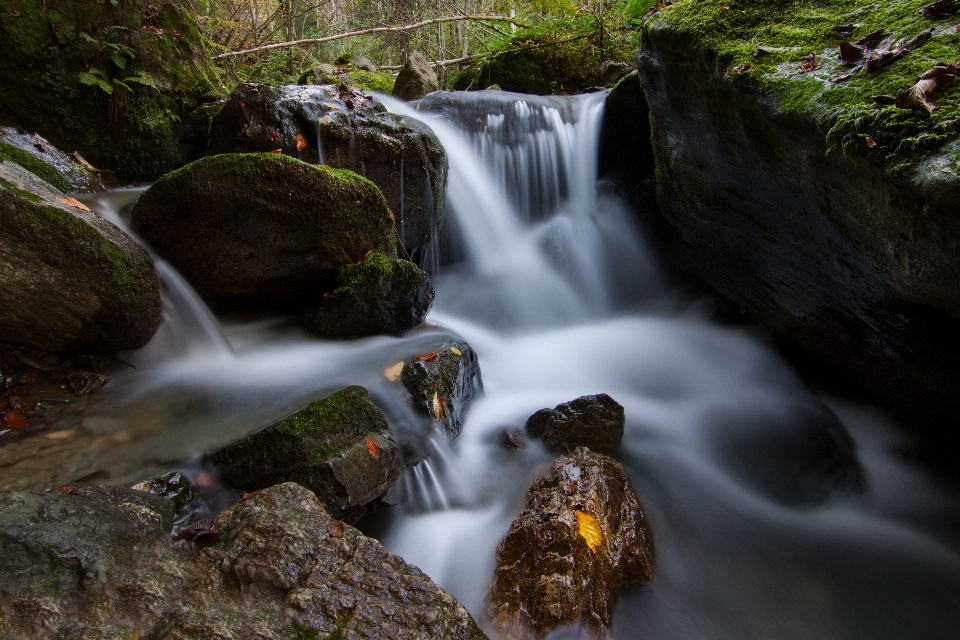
[21,89,960,638]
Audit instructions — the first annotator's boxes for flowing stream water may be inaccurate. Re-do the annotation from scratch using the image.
[17,90,960,638]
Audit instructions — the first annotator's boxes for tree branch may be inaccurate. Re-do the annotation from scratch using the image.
[214,14,531,59]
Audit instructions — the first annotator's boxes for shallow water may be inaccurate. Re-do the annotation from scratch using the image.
[8,89,960,638]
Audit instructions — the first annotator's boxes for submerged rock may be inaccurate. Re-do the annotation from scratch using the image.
[488,448,654,639]
[392,51,440,100]
[207,83,447,257]
[0,161,161,352]
[305,253,434,338]
[0,128,108,193]
[525,393,625,452]
[207,386,404,521]
[131,153,395,308]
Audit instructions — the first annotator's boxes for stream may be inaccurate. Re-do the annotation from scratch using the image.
[9,89,960,638]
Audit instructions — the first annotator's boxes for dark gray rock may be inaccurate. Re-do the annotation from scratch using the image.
[598,71,655,208]
[206,386,404,521]
[0,161,161,352]
[399,338,483,439]
[392,51,440,101]
[131,152,395,308]
[305,253,434,338]
[498,427,527,450]
[488,448,654,640]
[525,394,625,452]
[207,83,447,258]
[0,128,108,193]
[599,60,633,86]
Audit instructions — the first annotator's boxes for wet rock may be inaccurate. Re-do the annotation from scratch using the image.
[131,153,395,308]
[498,427,528,450]
[488,448,654,639]
[525,394,625,452]
[398,339,483,439]
[207,83,447,257]
[0,161,161,352]
[207,386,404,521]
[598,71,655,209]
[599,60,633,86]
[0,484,173,603]
[393,51,440,100]
[305,253,434,338]
[131,471,202,529]
[0,128,108,193]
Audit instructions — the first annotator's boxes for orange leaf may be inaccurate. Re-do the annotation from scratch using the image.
[416,352,439,361]
[866,136,878,149]
[327,520,345,537]
[296,134,307,152]
[240,101,251,122]
[365,435,380,460]
[269,130,281,144]
[57,197,91,212]
[383,360,404,381]
[575,510,603,553]
[270,149,283,154]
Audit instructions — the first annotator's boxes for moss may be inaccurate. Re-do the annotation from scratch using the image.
[0,142,71,192]
[644,0,960,169]
[343,70,397,94]
[285,624,321,640]
[331,253,397,296]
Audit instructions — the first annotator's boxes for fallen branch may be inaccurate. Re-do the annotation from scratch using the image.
[214,15,530,59]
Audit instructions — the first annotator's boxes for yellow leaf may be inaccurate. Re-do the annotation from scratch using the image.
[575,510,602,554]
[449,347,462,356]
[383,360,404,382]
[432,391,443,420]
[57,197,90,212]
[319,115,333,125]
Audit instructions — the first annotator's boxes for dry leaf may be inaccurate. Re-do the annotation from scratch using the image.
[58,485,82,495]
[296,134,307,151]
[732,62,752,74]
[365,435,380,460]
[319,115,333,125]
[269,149,283,154]
[854,29,885,47]
[384,360,404,381]
[838,42,865,63]
[866,136,878,148]
[327,520,345,537]
[720,5,730,11]
[920,0,960,17]
[449,347,462,356]
[896,65,958,114]
[242,489,260,500]
[431,391,445,420]
[799,54,821,73]
[416,352,439,361]
[575,510,602,553]
[57,197,91,212]
[269,131,281,144]
[903,27,934,52]
[320,166,331,173]
[240,101,251,123]
[753,46,772,58]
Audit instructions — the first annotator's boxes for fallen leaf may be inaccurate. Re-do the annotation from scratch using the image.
[416,352,439,361]
[178,519,220,546]
[58,485,83,495]
[575,510,602,553]
[432,392,446,420]
[920,0,960,17]
[753,46,772,58]
[384,360,404,381]
[380,133,396,141]
[830,66,862,82]
[365,435,380,460]
[7,396,23,410]
[240,101,251,122]
[327,520,345,537]
[563,481,578,495]
[344,98,355,110]
[296,134,307,151]
[866,136,878,148]
[871,94,898,105]
[896,64,958,114]
[720,5,730,11]
[269,149,283,154]
[799,54,821,73]
[449,347,462,356]
[732,62,752,74]
[838,42,865,63]
[854,29,886,47]
[57,197,91,212]
[903,27,934,51]
[269,130,281,144]
[242,489,260,500]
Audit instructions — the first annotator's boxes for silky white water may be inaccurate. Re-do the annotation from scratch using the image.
[54,90,960,638]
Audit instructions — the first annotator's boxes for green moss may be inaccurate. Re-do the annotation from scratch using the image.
[344,70,397,94]
[0,142,71,192]
[644,0,960,169]
[284,624,320,640]
[331,253,396,295]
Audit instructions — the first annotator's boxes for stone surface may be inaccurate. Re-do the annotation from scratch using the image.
[599,60,633,86]
[598,72,655,208]
[305,253,434,338]
[0,160,161,352]
[207,83,447,258]
[392,51,440,100]
[0,127,108,193]
[399,338,483,439]
[207,386,404,521]
[131,152,395,308]
[488,448,654,639]
[525,394,625,452]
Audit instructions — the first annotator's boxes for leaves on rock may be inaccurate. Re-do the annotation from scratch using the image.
[866,136,878,148]
[269,131,281,144]
[240,101,251,122]
[296,134,307,152]
[431,391,446,420]
[384,360,404,381]
[416,352,438,361]
[799,54,821,73]
[365,435,380,460]
[839,42,865,64]
[575,510,602,554]
[920,0,960,17]
[896,63,959,114]
[57,197,91,212]
[327,520,345,537]
[269,149,283,154]
[753,46,772,58]
[178,519,220,547]
[449,347,462,356]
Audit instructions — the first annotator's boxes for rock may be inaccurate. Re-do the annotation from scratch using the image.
[130,152,395,308]
[207,83,447,257]
[207,386,404,521]
[598,72,655,208]
[0,161,161,352]
[392,51,440,100]
[0,2,221,182]
[0,483,173,603]
[298,62,339,85]
[525,394,625,452]
[498,427,528,450]
[305,253,434,338]
[488,448,654,639]
[130,471,202,529]
[399,338,483,439]
[636,6,960,427]
[0,128,108,193]
[0,482,488,639]
[599,60,634,86]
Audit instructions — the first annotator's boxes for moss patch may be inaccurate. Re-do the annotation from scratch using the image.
[644,0,960,169]
[343,70,397,94]
[0,142,71,192]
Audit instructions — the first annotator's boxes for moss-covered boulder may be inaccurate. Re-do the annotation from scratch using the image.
[207,83,447,258]
[305,253,434,338]
[637,0,960,425]
[299,61,398,93]
[130,153,395,308]
[207,386,404,521]
[0,160,160,352]
[0,127,107,193]
[392,51,439,100]
[0,1,221,183]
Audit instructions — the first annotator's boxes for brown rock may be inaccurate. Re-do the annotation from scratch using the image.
[525,393,625,451]
[488,448,653,639]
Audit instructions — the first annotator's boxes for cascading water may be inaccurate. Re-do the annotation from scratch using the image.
[8,90,959,638]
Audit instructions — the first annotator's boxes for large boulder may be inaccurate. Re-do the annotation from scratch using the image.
[305,253,434,338]
[207,83,447,257]
[637,2,960,427]
[488,448,654,639]
[0,127,108,193]
[0,1,221,182]
[392,51,440,100]
[0,482,488,639]
[207,386,404,521]
[0,161,161,352]
[525,393,625,452]
[597,72,655,207]
[131,153,396,308]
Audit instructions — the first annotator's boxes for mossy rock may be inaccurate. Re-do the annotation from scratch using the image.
[130,153,396,308]
[206,387,404,521]
[0,1,222,182]
[0,127,107,193]
[0,160,160,352]
[304,254,434,338]
[392,52,439,100]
